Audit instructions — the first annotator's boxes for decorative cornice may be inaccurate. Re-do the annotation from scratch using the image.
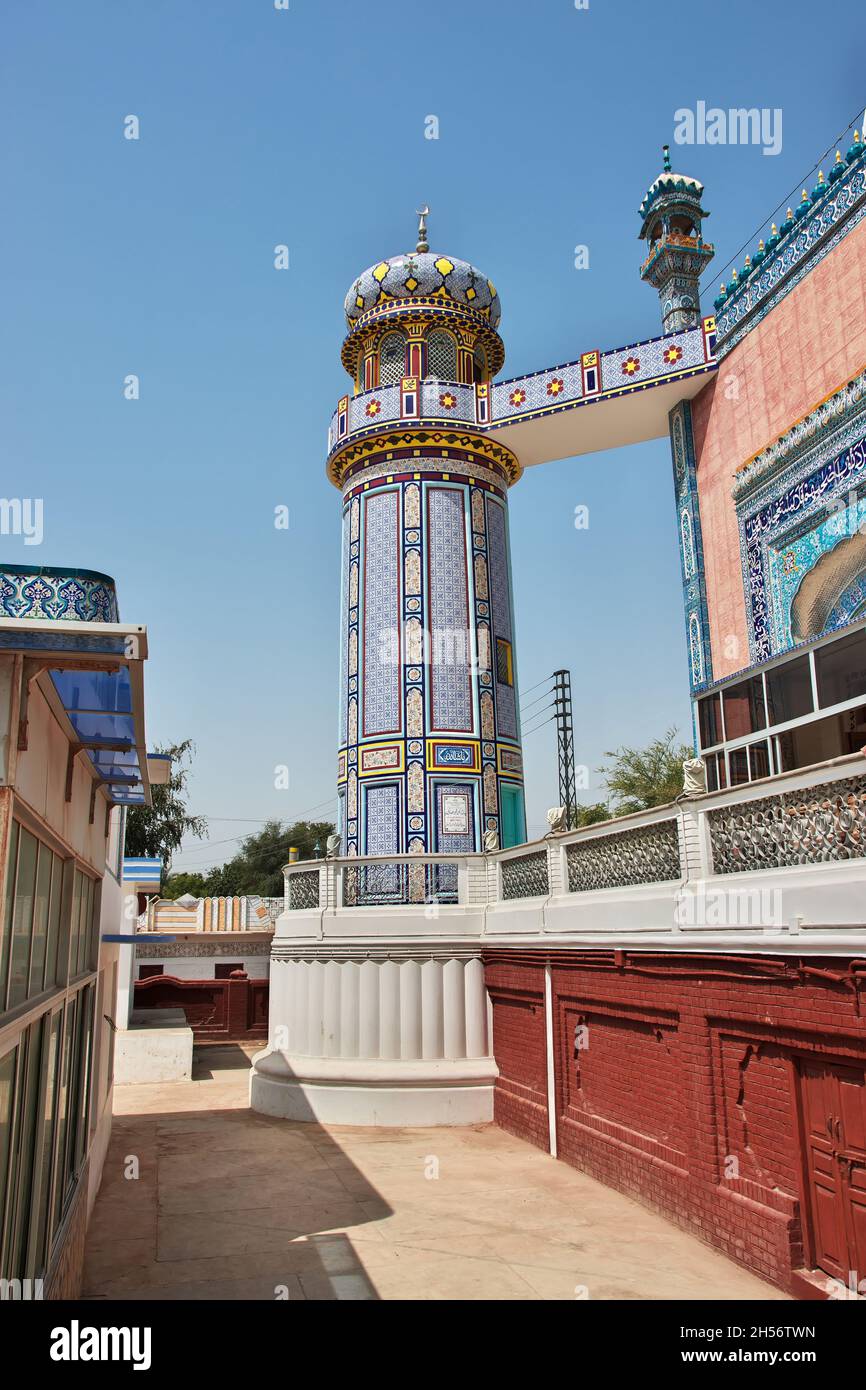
[714,148,866,356]
[328,427,522,490]
[733,364,866,502]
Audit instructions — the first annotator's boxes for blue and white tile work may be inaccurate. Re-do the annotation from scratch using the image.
[714,138,866,357]
[735,370,866,662]
[336,462,525,858]
[0,566,119,623]
[669,403,713,693]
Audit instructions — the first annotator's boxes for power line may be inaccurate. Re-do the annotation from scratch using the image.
[710,106,863,287]
[521,700,555,734]
[520,687,556,715]
[520,674,556,698]
[521,713,557,739]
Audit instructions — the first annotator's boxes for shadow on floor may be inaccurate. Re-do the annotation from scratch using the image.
[191,1043,259,1080]
[84,1067,388,1300]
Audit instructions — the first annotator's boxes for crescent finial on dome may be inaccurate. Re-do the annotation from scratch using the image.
[416,205,429,253]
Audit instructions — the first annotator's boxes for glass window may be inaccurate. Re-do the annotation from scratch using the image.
[54,861,74,989]
[722,676,766,739]
[74,986,94,1170]
[766,655,813,725]
[8,1019,43,1281]
[69,870,83,981]
[473,343,487,383]
[52,1001,74,1231]
[697,692,722,748]
[8,827,38,1011]
[815,628,866,709]
[729,748,750,786]
[33,1013,60,1275]
[496,638,514,687]
[46,857,64,990]
[1,820,19,1012]
[28,845,52,1000]
[0,1045,17,1276]
[378,332,407,386]
[748,741,771,781]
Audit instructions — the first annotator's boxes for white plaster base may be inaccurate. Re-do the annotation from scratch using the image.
[250,1049,496,1125]
[114,1009,194,1084]
[249,941,497,1126]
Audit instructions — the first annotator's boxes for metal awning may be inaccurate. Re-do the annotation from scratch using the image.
[0,616,153,807]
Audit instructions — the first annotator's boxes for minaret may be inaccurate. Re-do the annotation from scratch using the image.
[328,212,527,873]
[639,145,714,332]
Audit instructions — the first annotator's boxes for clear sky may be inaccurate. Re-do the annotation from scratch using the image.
[3,0,865,867]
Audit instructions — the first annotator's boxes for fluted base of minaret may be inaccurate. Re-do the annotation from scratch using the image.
[249,930,497,1126]
[250,1051,496,1126]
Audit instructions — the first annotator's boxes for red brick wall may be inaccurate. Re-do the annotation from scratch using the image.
[691,218,866,679]
[486,958,549,1152]
[484,949,866,1293]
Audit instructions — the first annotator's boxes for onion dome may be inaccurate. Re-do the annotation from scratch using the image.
[810,170,827,203]
[637,143,709,236]
[713,283,728,313]
[344,245,501,329]
[846,130,864,164]
[740,254,752,281]
[829,149,847,184]
[752,239,766,269]
[339,209,505,379]
[780,207,796,237]
[766,222,781,252]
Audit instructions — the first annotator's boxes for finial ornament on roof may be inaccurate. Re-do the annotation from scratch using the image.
[416,205,430,253]
[662,143,671,173]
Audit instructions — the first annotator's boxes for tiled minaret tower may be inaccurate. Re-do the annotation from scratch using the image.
[329,211,527,863]
[639,145,715,332]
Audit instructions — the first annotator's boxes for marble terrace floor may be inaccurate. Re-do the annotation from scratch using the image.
[82,1045,788,1302]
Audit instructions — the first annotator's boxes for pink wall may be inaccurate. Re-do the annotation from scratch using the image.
[692,217,866,680]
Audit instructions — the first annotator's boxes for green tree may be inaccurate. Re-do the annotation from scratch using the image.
[570,802,610,828]
[203,819,335,898]
[124,739,207,876]
[599,728,692,816]
[161,871,209,900]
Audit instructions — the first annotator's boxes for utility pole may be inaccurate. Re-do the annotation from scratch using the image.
[553,669,577,829]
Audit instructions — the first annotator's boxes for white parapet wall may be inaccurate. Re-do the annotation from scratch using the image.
[250,756,866,1125]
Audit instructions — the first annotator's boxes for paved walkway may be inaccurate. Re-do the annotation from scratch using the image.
[83,1046,788,1301]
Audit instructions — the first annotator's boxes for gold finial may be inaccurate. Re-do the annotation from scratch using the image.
[416,205,429,253]
[719,282,726,293]
[771,222,778,235]
[801,188,809,202]
[836,150,843,163]
[856,130,861,142]
[787,208,793,219]
[731,268,739,281]
[744,255,751,267]
[758,239,765,250]
[818,170,825,184]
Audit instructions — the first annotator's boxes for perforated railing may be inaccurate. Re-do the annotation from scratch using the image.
[287,870,320,911]
[708,774,866,875]
[566,818,681,893]
[501,850,549,900]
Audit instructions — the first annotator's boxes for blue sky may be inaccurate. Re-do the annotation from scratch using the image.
[3,0,864,866]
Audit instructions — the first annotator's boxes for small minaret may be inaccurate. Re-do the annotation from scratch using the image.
[639,145,714,333]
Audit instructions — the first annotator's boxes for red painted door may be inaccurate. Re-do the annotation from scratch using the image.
[801,1060,866,1284]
